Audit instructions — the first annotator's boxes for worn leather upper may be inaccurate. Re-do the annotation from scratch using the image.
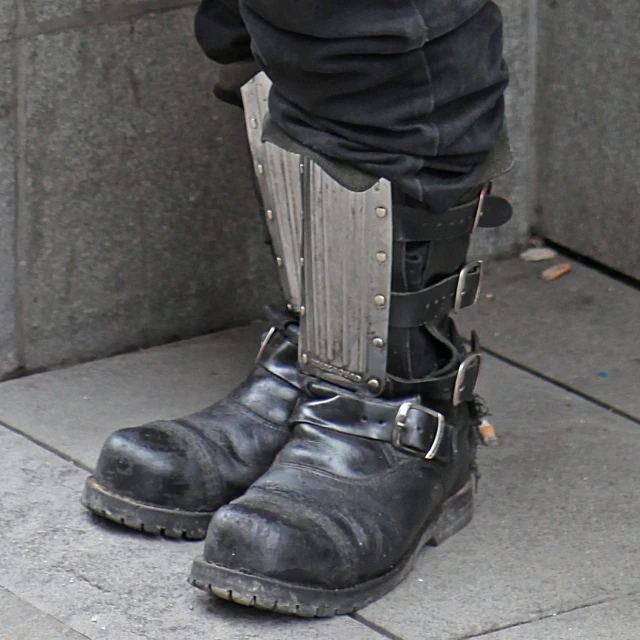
[92,327,304,513]
[203,385,478,589]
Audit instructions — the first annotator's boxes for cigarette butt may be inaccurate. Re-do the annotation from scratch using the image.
[541,262,572,281]
[479,419,498,446]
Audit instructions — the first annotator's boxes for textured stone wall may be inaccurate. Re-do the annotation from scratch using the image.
[0,0,536,376]
[535,0,640,279]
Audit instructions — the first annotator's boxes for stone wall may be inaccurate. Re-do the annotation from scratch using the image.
[535,0,640,279]
[0,0,537,376]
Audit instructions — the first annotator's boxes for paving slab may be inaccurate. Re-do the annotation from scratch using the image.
[481,593,640,639]
[459,257,640,419]
[0,426,383,640]
[0,323,265,470]
[358,355,640,639]
[0,586,87,640]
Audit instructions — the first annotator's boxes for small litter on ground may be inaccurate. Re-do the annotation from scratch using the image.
[520,247,557,262]
[479,419,499,446]
[541,262,572,281]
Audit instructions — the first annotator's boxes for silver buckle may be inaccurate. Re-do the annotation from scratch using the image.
[454,260,484,314]
[255,326,277,363]
[453,353,483,407]
[471,185,489,233]
[392,402,445,460]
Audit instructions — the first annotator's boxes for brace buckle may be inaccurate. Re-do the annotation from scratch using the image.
[454,261,484,314]
[472,185,489,233]
[453,353,483,407]
[255,326,277,363]
[392,402,445,460]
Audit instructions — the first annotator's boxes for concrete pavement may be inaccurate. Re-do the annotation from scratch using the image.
[0,257,638,640]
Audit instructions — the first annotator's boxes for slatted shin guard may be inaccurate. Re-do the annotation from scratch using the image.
[298,159,395,396]
[298,158,514,400]
[241,72,304,313]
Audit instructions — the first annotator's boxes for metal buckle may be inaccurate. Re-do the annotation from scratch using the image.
[454,260,484,314]
[392,402,445,460]
[471,185,489,233]
[255,326,277,363]
[452,353,483,407]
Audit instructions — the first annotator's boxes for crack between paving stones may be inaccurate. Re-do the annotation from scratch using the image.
[452,588,640,639]
[0,584,94,640]
[0,418,94,474]
[350,613,406,640]
[481,348,640,426]
[353,589,640,640]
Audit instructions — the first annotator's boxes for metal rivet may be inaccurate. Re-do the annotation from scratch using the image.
[287,303,293,312]
[300,257,305,267]
[266,209,274,221]
[257,164,264,175]
[300,306,306,317]
[375,207,387,218]
[374,295,386,307]
[299,164,305,174]
[376,251,387,263]
[249,117,258,130]
[367,378,381,392]
[372,337,385,348]
[301,353,309,365]
[276,257,283,267]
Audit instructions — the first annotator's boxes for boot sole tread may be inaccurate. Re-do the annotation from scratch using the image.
[81,476,212,540]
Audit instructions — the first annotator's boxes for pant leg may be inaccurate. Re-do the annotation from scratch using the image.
[238,0,509,211]
[195,0,251,64]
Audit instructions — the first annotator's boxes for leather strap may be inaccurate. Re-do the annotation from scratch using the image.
[389,263,482,328]
[386,352,482,405]
[291,392,454,462]
[393,193,513,242]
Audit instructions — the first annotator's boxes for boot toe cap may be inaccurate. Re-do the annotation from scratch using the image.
[93,424,217,511]
[203,497,355,588]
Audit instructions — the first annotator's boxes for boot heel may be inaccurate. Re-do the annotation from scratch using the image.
[428,481,474,546]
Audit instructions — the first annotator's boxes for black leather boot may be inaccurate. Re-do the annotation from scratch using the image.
[190,187,511,613]
[82,315,305,539]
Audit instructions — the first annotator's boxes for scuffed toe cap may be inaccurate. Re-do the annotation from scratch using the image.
[202,495,356,589]
[93,424,219,512]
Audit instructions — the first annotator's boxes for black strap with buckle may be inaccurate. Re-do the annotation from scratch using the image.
[393,189,513,242]
[386,352,482,405]
[290,390,453,462]
[389,262,483,329]
[393,188,513,243]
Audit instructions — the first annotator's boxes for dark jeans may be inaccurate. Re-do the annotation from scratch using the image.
[195,0,509,211]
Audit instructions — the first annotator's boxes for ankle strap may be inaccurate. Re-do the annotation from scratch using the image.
[393,187,513,242]
[291,390,454,462]
[390,262,483,328]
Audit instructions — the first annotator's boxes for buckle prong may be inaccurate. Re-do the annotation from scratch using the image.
[471,185,489,233]
[255,326,277,363]
[454,261,484,314]
[453,353,483,407]
[392,402,445,460]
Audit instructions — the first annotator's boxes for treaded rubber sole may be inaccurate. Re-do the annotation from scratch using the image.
[81,476,212,540]
[189,480,474,616]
